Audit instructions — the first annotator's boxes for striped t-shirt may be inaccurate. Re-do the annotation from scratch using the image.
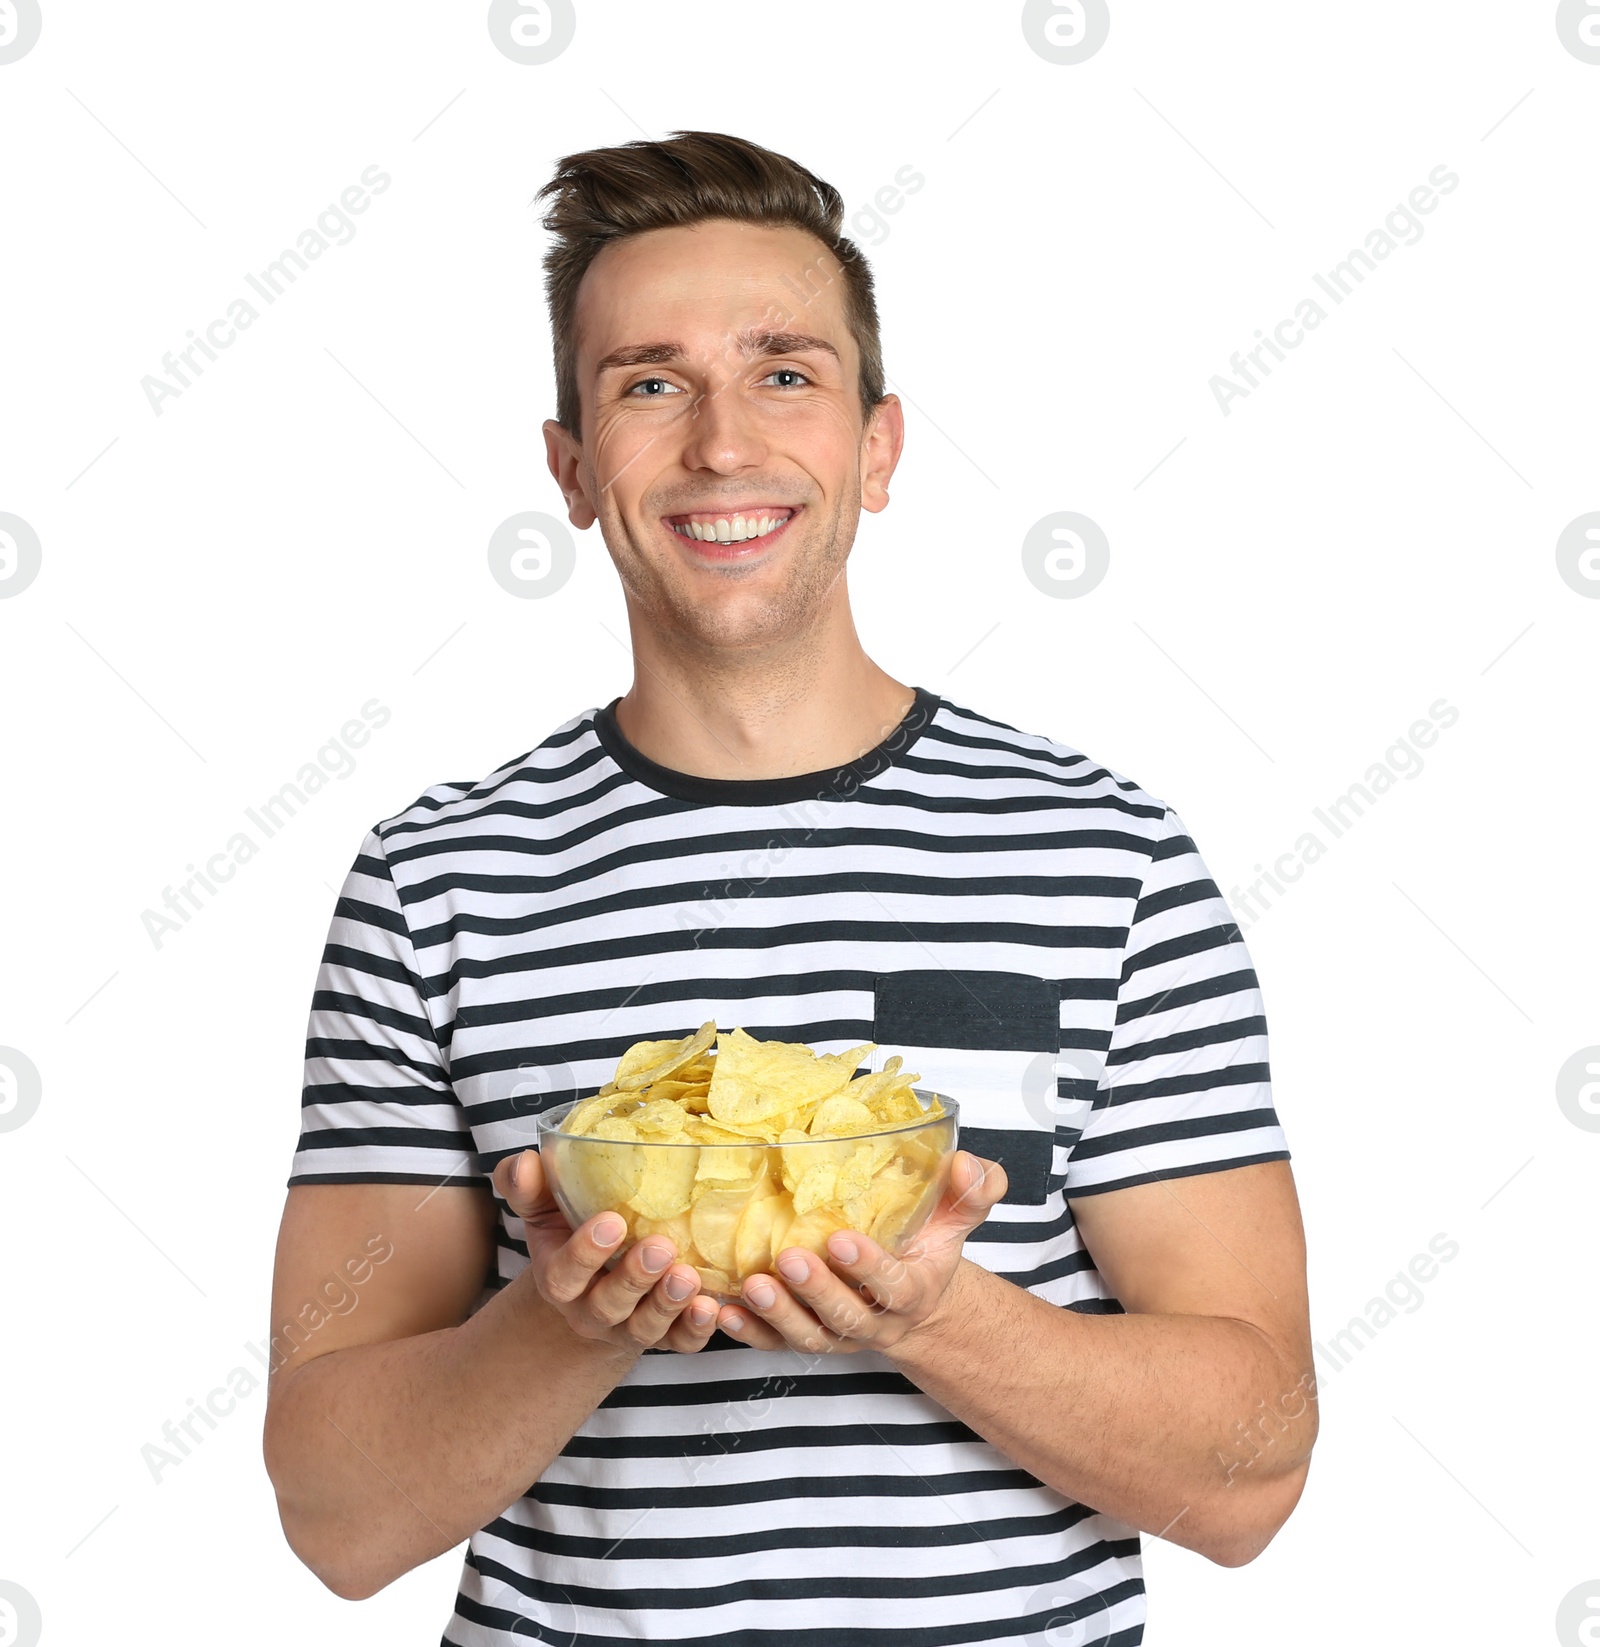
[290,686,1290,1646]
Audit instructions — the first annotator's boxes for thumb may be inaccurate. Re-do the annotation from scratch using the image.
[493,1145,552,1222]
[949,1150,1008,1217]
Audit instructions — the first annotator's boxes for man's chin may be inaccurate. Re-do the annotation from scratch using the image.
[633,584,820,656]
[660,606,797,654]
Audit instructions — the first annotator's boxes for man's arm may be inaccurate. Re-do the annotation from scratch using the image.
[262,1180,641,1600]
[882,1159,1316,1568]
[265,1143,726,1599]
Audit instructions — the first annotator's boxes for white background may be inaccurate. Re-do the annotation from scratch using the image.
[1,2,1596,1643]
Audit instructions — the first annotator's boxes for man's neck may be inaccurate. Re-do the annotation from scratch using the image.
[611,626,915,783]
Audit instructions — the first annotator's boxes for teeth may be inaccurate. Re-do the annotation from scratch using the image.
[672,511,790,543]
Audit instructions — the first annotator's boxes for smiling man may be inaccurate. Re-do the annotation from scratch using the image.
[263,130,1316,1644]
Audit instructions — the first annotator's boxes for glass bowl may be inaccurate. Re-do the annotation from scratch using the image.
[533,1090,959,1302]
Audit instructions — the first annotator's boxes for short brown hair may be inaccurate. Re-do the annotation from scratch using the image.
[534,130,886,442]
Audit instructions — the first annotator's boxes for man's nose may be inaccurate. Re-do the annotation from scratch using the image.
[678,375,771,473]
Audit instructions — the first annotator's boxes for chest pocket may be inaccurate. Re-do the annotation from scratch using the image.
[873,971,1061,1206]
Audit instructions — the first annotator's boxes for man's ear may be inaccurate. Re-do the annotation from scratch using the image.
[542,417,597,529]
[859,394,905,515]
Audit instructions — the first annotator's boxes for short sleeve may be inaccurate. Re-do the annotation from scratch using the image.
[1063,803,1291,1198]
[288,826,487,1189]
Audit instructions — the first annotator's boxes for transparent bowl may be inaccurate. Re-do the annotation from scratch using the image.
[534,1090,959,1302]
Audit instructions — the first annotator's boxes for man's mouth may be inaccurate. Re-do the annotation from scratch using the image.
[663,506,799,549]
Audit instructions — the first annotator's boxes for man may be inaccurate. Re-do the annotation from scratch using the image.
[264,129,1315,1644]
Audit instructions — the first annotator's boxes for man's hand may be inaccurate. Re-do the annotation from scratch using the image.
[494,1147,723,1354]
[715,1151,1009,1353]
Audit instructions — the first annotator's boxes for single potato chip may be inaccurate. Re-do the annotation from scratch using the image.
[835,1136,897,1202]
[627,1146,700,1220]
[611,1039,683,1084]
[869,1088,927,1127]
[776,1136,853,1195]
[682,1116,761,1146]
[693,1263,735,1296]
[614,1020,718,1091]
[779,1204,852,1259]
[562,1091,621,1139]
[633,1209,694,1256]
[694,1144,767,1186]
[841,1154,922,1236]
[868,1166,941,1246]
[594,1115,644,1142]
[558,1139,644,1214]
[629,1099,688,1138]
[733,1178,783,1277]
[766,1198,797,1267]
[838,1059,910,1108]
[690,1183,763,1271]
[707,1029,876,1126]
[645,1078,708,1108]
[807,1093,879,1138]
[688,1112,783,1140]
[791,1159,842,1216]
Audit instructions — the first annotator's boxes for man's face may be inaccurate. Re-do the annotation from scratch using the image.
[544,218,902,654]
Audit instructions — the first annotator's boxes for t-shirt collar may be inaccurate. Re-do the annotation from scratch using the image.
[592,685,939,805]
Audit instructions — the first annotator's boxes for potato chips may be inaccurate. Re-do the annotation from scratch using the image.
[543,1023,954,1297]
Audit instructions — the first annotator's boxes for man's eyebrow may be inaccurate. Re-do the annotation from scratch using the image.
[594,330,841,375]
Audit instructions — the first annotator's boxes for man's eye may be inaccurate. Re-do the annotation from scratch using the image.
[765,368,811,388]
[626,377,682,398]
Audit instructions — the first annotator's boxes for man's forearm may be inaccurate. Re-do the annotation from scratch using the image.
[883,1260,1316,1566]
[263,1270,639,1599]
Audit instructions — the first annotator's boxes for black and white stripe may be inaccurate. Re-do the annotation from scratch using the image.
[291,686,1289,1646]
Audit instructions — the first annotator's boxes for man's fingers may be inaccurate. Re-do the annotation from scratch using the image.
[626,1259,718,1339]
[543,1210,633,1305]
[661,1289,722,1351]
[583,1239,722,1346]
[717,1301,787,1350]
[490,1150,726,1351]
